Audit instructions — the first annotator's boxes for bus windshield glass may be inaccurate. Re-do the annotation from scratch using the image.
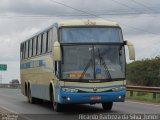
[61,45,125,80]
[60,27,123,43]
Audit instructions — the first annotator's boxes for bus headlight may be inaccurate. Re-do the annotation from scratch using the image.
[112,88,119,91]
[112,86,126,91]
[62,88,78,92]
[120,86,126,90]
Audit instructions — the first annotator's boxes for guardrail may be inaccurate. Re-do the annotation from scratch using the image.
[126,86,160,99]
[0,84,20,89]
[0,84,159,99]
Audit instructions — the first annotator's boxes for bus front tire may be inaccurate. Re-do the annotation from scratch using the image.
[53,102,62,112]
[52,94,62,112]
[102,102,113,111]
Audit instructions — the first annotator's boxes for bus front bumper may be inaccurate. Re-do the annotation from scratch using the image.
[58,90,126,104]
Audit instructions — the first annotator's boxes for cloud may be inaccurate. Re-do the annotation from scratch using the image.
[0,28,39,61]
[1,0,160,16]
[0,0,160,83]
[125,34,160,60]
[0,0,160,59]
[107,14,160,35]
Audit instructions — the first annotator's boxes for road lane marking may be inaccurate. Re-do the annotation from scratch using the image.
[0,105,33,120]
[126,100,160,107]
[0,106,18,114]
[19,115,33,120]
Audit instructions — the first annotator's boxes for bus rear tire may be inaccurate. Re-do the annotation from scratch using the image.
[28,88,37,104]
[102,102,113,111]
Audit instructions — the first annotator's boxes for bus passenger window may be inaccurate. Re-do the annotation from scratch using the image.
[25,42,28,58]
[36,36,38,55]
[48,29,53,52]
[41,34,43,54]
[29,39,32,57]
[37,35,41,55]
[20,43,23,60]
[46,31,49,52]
[42,33,47,53]
[33,37,37,56]
[23,43,26,59]
[28,41,29,57]
[32,38,34,56]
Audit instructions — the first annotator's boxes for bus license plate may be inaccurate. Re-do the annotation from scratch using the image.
[90,96,101,100]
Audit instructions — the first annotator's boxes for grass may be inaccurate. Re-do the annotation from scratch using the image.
[126,91,160,103]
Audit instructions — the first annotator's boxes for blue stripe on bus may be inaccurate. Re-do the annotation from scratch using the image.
[39,60,44,66]
[59,90,126,104]
[26,62,30,68]
[20,60,46,69]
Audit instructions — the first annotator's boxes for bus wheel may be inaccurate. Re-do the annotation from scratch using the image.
[102,102,113,111]
[52,95,62,112]
[28,88,37,104]
[53,102,62,112]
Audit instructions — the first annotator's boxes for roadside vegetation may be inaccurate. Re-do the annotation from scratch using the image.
[126,56,160,103]
[126,56,160,87]
[126,91,160,103]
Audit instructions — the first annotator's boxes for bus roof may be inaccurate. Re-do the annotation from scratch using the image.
[57,19,119,27]
[21,19,120,43]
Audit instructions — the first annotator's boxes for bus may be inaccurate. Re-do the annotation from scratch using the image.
[20,19,135,112]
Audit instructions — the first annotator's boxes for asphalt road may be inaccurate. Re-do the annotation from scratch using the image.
[0,88,160,120]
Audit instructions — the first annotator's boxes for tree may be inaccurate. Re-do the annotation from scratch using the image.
[126,57,160,87]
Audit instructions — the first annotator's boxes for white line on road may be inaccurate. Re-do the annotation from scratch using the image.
[0,105,32,120]
[0,105,18,114]
[126,100,160,107]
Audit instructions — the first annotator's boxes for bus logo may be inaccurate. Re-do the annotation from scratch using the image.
[93,86,97,92]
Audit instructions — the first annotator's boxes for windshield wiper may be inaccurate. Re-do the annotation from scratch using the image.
[98,49,112,80]
[79,48,112,81]
[79,46,94,80]
[79,58,92,80]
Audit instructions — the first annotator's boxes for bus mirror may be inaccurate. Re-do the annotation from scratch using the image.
[53,41,61,61]
[125,41,135,61]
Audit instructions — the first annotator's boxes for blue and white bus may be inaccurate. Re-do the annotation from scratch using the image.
[20,19,135,112]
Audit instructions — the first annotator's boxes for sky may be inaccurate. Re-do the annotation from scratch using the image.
[0,0,160,83]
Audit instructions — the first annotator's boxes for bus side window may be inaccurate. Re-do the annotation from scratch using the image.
[32,38,34,56]
[41,34,43,54]
[28,40,30,58]
[33,37,37,56]
[37,35,41,55]
[23,43,26,59]
[46,31,49,52]
[42,32,47,54]
[36,36,39,55]
[48,29,53,52]
[25,41,28,58]
[20,43,23,60]
[29,39,32,57]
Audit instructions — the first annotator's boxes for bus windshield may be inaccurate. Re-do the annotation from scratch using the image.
[61,45,125,80]
[60,27,123,43]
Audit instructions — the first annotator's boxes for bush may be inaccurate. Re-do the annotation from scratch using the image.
[126,57,160,87]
